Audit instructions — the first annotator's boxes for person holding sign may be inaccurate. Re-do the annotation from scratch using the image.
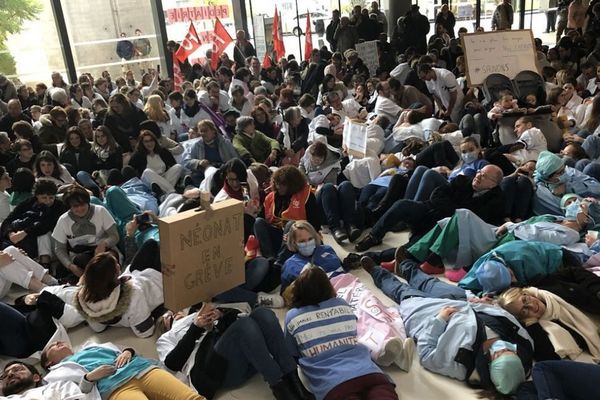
[418,64,464,124]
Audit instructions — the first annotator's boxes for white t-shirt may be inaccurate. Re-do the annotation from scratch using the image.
[515,127,547,164]
[52,204,116,248]
[146,153,167,175]
[425,68,464,121]
[374,96,402,125]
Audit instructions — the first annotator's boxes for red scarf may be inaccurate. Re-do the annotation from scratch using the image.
[223,181,243,200]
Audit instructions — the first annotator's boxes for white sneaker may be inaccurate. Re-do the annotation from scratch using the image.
[395,338,415,372]
[257,292,285,308]
[377,337,404,367]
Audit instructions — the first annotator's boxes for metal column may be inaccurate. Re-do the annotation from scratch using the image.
[49,0,77,83]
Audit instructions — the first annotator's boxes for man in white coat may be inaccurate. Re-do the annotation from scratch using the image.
[0,361,92,399]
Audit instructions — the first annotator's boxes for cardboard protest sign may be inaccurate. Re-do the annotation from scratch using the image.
[461,29,539,86]
[356,40,379,76]
[343,119,368,158]
[159,198,245,311]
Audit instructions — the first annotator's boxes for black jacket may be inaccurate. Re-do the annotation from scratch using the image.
[1,197,66,258]
[59,146,99,174]
[164,306,240,400]
[0,113,31,140]
[128,147,177,177]
[92,146,123,172]
[103,105,147,152]
[427,175,505,226]
[465,311,534,392]
[278,118,309,153]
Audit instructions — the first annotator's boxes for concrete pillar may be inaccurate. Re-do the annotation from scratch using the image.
[387,0,412,37]
[231,0,250,38]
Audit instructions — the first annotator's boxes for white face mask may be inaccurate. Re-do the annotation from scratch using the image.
[297,239,316,257]
[462,151,479,164]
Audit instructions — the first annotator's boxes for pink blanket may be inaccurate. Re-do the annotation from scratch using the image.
[331,273,406,361]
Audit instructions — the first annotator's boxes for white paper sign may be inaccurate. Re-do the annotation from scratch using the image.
[355,40,379,76]
[343,120,368,158]
[460,29,540,86]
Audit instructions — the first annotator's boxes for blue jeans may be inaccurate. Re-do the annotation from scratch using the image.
[405,166,449,202]
[77,171,101,198]
[369,260,466,303]
[370,199,432,240]
[582,134,600,159]
[214,307,297,387]
[317,181,359,230]
[358,184,388,210]
[253,218,293,265]
[517,360,600,400]
[0,302,32,357]
[213,257,271,305]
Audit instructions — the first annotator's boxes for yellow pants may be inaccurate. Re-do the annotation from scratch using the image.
[109,368,206,400]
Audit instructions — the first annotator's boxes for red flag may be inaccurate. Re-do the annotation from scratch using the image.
[272,6,286,61]
[175,22,201,63]
[304,10,313,62]
[262,53,272,68]
[211,17,233,70]
[172,54,183,92]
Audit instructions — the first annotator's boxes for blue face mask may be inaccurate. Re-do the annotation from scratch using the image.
[489,340,518,357]
[564,199,581,220]
[462,151,478,164]
[297,239,316,257]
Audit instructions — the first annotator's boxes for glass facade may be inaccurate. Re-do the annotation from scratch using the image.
[2,0,66,85]
[61,0,166,84]
[0,0,556,86]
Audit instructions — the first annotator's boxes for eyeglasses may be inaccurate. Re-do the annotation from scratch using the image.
[518,294,536,319]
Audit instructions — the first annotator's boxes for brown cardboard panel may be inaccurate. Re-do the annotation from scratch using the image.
[159,199,245,311]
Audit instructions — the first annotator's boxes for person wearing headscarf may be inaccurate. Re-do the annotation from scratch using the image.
[533,150,600,215]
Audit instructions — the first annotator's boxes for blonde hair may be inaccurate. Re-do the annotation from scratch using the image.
[286,221,322,252]
[144,95,169,122]
[497,287,537,325]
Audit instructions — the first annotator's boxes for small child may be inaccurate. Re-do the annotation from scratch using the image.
[487,93,523,120]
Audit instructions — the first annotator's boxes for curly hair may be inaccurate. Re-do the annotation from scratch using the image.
[272,165,307,195]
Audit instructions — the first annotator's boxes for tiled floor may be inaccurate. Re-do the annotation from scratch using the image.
[3,230,597,399]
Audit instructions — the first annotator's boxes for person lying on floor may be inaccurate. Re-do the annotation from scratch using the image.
[40,341,205,400]
[0,361,92,399]
[361,258,533,396]
[285,266,399,400]
[282,220,413,370]
[157,304,313,400]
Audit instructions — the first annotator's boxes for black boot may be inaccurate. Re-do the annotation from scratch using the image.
[270,379,300,400]
[283,371,315,400]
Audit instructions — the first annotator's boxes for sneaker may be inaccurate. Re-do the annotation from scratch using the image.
[360,256,377,273]
[395,338,415,372]
[355,234,382,252]
[342,253,362,270]
[377,337,404,367]
[420,261,444,275]
[445,267,467,282]
[257,292,285,308]
[182,175,195,189]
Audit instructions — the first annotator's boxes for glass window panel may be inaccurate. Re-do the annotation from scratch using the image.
[163,0,236,64]
[2,0,66,85]
[61,0,166,85]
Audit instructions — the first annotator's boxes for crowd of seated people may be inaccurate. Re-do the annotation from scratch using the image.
[2,2,600,399]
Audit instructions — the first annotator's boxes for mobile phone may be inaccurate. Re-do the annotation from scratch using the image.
[156,64,161,75]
